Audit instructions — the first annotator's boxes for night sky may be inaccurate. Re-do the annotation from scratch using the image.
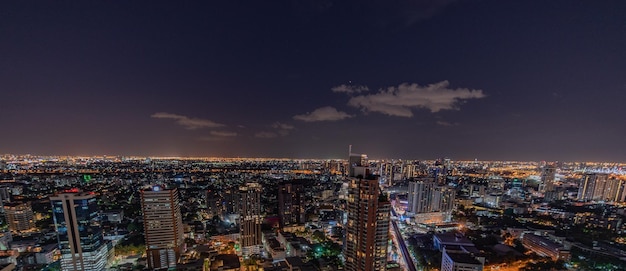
[1,1,625,161]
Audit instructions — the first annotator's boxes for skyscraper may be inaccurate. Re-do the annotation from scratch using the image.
[344,151,390,271]
[277,182,305,227]
[239,182,263,257]
[141,186,184,270]
[51,191,111,271]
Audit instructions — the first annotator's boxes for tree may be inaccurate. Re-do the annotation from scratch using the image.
[312,230,326,243]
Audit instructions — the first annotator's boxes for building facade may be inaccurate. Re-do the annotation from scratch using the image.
[51,191,111,271]
[141,186,184,270]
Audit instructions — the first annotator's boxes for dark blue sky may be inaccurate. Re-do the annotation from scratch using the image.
[1,0,625,161]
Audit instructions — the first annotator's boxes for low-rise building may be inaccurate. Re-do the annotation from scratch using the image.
[441,248,484,271]
[522,233,570,261]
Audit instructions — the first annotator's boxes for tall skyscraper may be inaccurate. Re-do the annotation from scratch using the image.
[239,182,263,257]
[51,191,111,271]
[407,178,455,214]
[141,186,184,270]
[277,182,305,227]
[344,151,390,271]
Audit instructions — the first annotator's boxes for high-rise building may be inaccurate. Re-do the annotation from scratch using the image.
[577,173,620,201]
[4,202,35,232]
[408,178,435,214]
[277,182,305,227]
[541,164,557,192]
[407,178,455,214]
[51,191,111,271]
[344,151,390,271]
[141,186,184,270]
[239,182,263,257]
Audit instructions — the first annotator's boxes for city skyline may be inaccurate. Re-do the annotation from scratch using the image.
[1,1,625,161]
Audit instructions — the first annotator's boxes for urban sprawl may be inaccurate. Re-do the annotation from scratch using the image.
[0,152,624,271]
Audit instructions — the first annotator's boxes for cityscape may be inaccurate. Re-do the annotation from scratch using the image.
[0,154,624,270]
[2,0,626,271]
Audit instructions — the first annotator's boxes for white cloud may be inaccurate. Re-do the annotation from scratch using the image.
[255,132,278,138]
[151,112,224,129]
[210,131,237,137]
[271,122,295,130]
[331,84,369,94]
[436,121,459,127]
[293,106,353,122]
[347,81,485,117]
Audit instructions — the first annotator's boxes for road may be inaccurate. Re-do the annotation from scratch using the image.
[391,207,417,271]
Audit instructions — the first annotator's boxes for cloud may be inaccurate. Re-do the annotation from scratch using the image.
[210,131,237,137]
[271,122,295,130]
[331,84,369,94]
[347,81,485,117]
[436,121,459,127]
[293,106,354,122]
[151,112,224,129]
[255,132,278,138]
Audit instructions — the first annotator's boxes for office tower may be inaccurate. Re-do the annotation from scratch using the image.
[141,186,184,270]
[408,178,455,215]
[541,164,557,193]
[344,151,390,271]
[51,191,111,271]
[277,182,305,227]
[4,202,35,232]
[239,182,263,257]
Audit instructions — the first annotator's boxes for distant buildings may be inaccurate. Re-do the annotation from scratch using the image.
[51,191,111,271]
[239,182,263,257]
[141,186,185,270]
[344,152,390,271]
